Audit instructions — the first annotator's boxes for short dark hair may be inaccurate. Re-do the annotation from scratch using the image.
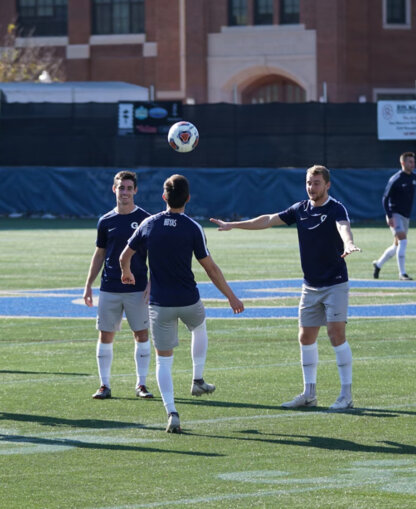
[400,152,415,163]
[114,170,137,188]
[306,164,330,183]
[163,174,190,208]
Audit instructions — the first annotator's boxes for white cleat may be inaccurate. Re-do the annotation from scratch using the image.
[281,393,317,409]
[166,412,182,433]
[191,379,216,397]
[329,396,354,410]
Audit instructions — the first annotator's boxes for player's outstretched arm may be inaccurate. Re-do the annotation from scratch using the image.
[83,247,106,307]
[210,213,284,231]
[198,256,244,314]
[119,246,136,285]
[336,221,362,258]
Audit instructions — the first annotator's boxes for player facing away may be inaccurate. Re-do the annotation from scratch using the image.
[120,174,244,433]
[83,170,153,400]
[211,165,361,410]
[373,151,416,281]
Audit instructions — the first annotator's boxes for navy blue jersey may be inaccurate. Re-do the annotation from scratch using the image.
[97,206,150,292]
[128,211,210,307]
[278,197,349,287]
[382,170,416,218]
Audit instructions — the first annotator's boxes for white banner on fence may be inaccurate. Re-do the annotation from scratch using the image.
[377,101,416,140]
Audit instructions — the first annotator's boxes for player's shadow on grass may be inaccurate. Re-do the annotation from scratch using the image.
[0,433,222,457]
[187,429,416,455]
[0,411,149,430]
[0,369,90,376]
[174,398,284,411]
[250,433,416,456]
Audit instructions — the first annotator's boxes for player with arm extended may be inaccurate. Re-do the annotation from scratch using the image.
[120,174,244,433]
[83,171,153,400]
[373,151,416,280]
[211,165,360,410]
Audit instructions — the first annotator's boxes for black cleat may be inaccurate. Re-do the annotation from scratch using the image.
[372,261,380,279]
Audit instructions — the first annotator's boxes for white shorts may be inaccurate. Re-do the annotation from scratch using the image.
[299,282,349,327]
[390,213,409,236]
[149,300,206,351]
[96,291,149,332]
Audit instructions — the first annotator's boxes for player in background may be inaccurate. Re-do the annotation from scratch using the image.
[373,151,416,280]
[83,171,153,400]
[120,174,244,433]
[211,165,360,410]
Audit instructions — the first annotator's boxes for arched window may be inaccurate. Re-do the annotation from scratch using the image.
[242,76,306,104]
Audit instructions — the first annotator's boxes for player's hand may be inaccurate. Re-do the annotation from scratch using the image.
[210,218,232,231]
[386,215,395,228]
[229,296,244,314]
[121,272,136,285]
[341,243,361,258]
[83,286,93,307]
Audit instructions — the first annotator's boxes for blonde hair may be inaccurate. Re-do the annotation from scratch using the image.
[306,165,330,183]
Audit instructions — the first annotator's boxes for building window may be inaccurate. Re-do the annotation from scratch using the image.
[17,0,67,36]
[92,0,145,35]
[280,0,300,25]
[243,77,306,104]
[254,0,273,25]
[383,0,411,27]
[228,0,248,26]
[387,0,406,23]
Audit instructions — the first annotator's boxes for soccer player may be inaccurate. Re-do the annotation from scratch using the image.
[83,170,153,400]
[211,165,361,410]
[373,151,416,280]
[120,174,244,433]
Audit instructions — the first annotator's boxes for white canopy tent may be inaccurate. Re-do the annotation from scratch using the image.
[0,81,149,103]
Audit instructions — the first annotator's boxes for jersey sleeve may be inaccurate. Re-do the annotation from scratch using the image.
[334,202,350,222]
[96,218,107,248]
[278,203,298,226]
[127,225,143,251]
[193,224,210,260]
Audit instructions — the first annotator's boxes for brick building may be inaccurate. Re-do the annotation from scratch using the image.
[0,0,415,104]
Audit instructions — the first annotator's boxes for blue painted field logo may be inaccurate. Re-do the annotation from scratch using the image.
[0,279,415,319]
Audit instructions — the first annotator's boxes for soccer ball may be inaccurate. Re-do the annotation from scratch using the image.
[168,121,199,153]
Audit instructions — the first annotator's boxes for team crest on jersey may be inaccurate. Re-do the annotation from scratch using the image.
[131,221,139,229]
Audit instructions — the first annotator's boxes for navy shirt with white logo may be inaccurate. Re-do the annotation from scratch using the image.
[128,211,210,307]
[382,170,416,218]
[97,206,150,293]
[278,197,349,288]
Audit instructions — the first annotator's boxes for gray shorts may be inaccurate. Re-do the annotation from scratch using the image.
[149,300,206,351]
[390,213,409,236]
[96,291,149,332]
[299,282,349,327]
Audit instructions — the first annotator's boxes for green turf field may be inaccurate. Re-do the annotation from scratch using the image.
[0,218,415,508]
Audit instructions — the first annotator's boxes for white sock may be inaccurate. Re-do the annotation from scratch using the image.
[96,342,113,388]
[376,244,397,268]
[397,239,407,275]
[191,320,208,380]
[156,355,176,414]
[301,343,318,397]
[135,340,151,387]
[333,342,352,399]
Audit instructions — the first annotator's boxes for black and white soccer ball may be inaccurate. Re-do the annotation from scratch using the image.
[167,121,199,153]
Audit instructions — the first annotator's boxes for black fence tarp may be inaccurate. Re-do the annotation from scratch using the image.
[0,102,415,167]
